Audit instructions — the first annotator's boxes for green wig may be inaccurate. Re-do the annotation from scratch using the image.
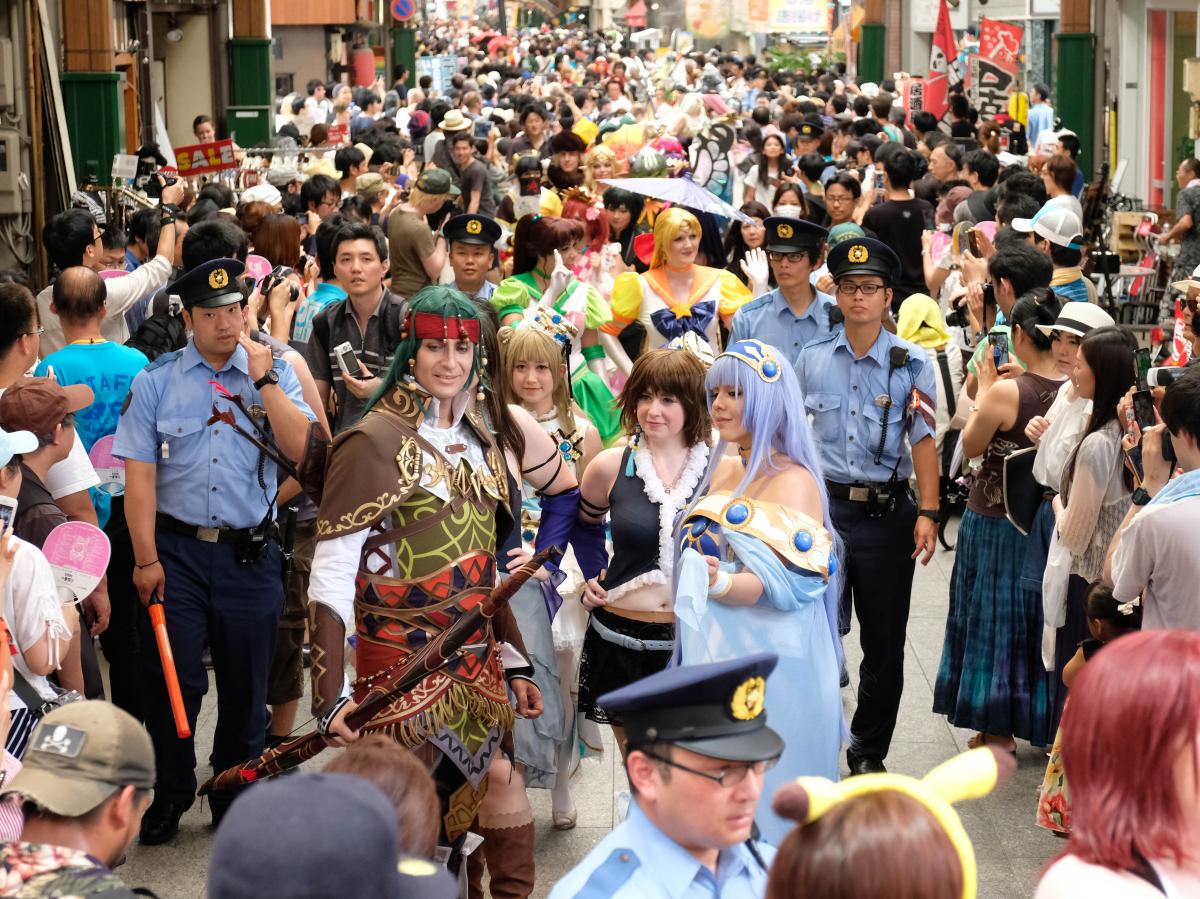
[364,285,489,415]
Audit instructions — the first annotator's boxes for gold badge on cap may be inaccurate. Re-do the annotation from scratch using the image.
[208,268,229,290]
[777,223,794,239]
[847,245,869,264]
[466,218,483,235]
[730,676,766,721]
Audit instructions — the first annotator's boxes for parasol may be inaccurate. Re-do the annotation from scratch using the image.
[599,177,754,224]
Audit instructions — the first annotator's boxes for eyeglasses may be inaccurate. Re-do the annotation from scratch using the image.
[825,193,854,205]
[24,327,44,338]
[836,282,885,297]
[640,751,779,788]
[767,251,804,264]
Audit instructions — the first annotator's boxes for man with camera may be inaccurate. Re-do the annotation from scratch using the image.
[113,257,315,844]
[1106,367,1200,631]
[961,243,1054,400]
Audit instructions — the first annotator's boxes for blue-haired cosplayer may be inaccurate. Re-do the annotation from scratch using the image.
[674,339,846,845]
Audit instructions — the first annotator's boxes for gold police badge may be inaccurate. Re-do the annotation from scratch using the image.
[847,244,869,264]
[777,223,794,239]
[730,676,766,721]
[466,218,483,235]
[208,268,229,289]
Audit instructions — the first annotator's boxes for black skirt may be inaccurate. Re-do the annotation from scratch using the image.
[578,607,673,726]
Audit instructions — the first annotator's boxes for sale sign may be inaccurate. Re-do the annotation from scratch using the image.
[174,139,238,176]
[324,124,349,146]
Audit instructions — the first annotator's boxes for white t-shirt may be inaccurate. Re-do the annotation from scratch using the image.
[0,386,99,500]
[3,537,69,705]
[1112,492,1200,631]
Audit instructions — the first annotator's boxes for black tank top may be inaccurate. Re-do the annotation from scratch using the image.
[601,446,700,592]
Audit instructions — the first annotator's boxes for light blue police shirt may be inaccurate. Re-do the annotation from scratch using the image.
[547,802,774,899]
[112,340,315,529]
[729,287,837,367]
[795,328,937,484]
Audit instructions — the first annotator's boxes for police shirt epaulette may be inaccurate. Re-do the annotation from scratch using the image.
[143,349,184,373]
[572,847,641,898]
[804,331,839,349]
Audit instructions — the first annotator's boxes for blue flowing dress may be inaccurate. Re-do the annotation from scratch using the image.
[674,491,844,846]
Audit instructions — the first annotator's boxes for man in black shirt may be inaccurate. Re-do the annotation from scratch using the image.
[862,148,934,310]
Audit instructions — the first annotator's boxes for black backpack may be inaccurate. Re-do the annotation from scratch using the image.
[311,291,408,369]
[126,306,187,361]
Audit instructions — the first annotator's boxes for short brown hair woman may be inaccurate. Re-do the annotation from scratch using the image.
[574,348,711,754]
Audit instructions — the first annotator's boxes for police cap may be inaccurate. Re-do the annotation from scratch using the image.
[826,236,901,285]
[443,213,502,247]
[763,216,827,254]
[597,652,784,762]
[172,258,246,310]
[796,116,825,141]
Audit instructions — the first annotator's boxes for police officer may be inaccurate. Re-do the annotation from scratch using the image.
[795,237,939,777]
[729,216,835,367]
[113,258,316,843]
[549,654,781,899]
[444,212,502,303]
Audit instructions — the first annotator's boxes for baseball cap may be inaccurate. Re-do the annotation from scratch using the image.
[1011,204,1083,249]
[355,172,388,199]
[208,773,455,899]
[1,701,155,816]
[0,426,37,468]
[0,377,93,442]
[1036,302,1116,339]
[240,182,282,208]
[1171,262,1200,294]
[416,168,461,197]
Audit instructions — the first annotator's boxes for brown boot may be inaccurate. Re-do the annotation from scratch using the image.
[466,842,486,899]
[479,822,535,899]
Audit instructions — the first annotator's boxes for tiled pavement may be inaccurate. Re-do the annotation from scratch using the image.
[119,520,1061,897]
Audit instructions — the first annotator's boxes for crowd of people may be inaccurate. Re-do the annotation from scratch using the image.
[0,17,1197,899]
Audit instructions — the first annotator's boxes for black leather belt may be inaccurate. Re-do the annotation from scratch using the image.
[826,481,894,503]
[156,513,267,544]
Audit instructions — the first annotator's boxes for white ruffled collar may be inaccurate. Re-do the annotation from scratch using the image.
[634,441,710,578]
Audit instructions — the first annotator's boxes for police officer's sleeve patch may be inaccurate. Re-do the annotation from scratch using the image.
[571,848,641,899]
[119,390,133,417]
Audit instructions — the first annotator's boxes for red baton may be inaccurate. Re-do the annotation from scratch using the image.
[148,593,191,738]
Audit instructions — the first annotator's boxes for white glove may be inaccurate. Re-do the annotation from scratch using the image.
[740,247,770,297]
[543,249,573,307]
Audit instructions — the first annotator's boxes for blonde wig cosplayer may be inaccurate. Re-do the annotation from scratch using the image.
[650,207,702,270]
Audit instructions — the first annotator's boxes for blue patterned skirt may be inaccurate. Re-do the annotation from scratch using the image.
[933,509,1053,747]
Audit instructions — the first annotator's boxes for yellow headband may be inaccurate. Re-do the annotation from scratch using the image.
[774,747,1012,899]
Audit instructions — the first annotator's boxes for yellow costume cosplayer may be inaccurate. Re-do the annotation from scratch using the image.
[604,208,752,361]
[769,747,1016,899]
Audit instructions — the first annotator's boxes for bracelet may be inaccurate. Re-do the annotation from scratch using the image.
[709,570,733,599]
[135,559,159,569]
[581,344,606,362]
[316,696,352,736]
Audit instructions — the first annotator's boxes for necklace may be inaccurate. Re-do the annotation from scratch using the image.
[71,338,105,345]
[532,407,557,423]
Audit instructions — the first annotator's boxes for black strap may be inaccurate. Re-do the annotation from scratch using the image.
[11,668,49,718]
[1130,851,1168,895]
[935,349,957,419]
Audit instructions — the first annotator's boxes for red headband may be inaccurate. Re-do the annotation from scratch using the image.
[409,312,482,344]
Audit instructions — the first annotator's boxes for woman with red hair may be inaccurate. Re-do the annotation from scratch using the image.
[1035,629,1200,897]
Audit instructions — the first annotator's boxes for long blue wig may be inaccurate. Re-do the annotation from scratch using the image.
[692,343,845,667]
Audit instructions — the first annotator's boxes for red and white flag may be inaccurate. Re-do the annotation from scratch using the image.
[1170,298,1193,366]
[925,0,960,120]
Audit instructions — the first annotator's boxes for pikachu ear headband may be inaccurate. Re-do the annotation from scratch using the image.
[771,747,1015,899]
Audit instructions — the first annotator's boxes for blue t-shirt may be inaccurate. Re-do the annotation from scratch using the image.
[36,341,149,526]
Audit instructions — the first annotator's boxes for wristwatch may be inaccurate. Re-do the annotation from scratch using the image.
[1131,487,1152,507]
[254,368,280,391]
[918,509,941,523]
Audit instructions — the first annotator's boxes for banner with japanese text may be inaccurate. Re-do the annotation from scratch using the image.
[966,18,1025,120]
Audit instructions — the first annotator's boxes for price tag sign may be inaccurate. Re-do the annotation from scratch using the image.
[88,435,125,496]
[112,154,139,182]
[42,522,111,604]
